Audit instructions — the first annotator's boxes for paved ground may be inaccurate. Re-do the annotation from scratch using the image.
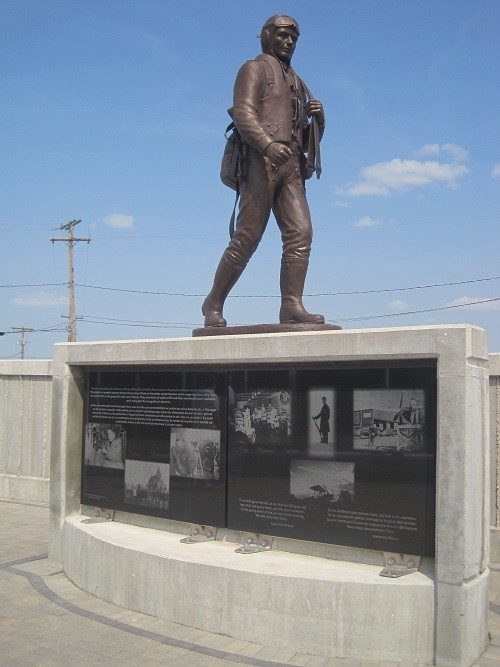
[1,498,500,667]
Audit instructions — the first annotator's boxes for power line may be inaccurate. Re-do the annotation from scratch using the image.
[0,215,498,233]
[81,319,193,329]
[0,325,68,335]
[307,276,500,298]
[2,275,499,299]
[71,275,498,298]
[35,325,69,333]
[2,274,499,299]
[2,278,498,340]
[78,296,500,330]
[80,315,193,327]
[2,295,497,340]
[0,283,66,289]
[85,215,500,238]
[335,297,500,323]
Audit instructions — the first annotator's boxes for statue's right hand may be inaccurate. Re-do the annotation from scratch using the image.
[265,142,292,166]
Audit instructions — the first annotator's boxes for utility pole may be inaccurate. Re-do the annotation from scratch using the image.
[12,326,34,359]
[50,219,91,342]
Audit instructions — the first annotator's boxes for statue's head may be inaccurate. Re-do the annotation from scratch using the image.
[259,15,300,64]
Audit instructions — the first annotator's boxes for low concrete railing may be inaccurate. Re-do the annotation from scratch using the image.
[490,353,500,560]
[0,360,52,502]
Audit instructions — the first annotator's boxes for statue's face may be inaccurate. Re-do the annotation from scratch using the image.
[266,26,298,64]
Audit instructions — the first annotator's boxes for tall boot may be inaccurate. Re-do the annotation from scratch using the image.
[202,256,244,327]
[279,259,325,324]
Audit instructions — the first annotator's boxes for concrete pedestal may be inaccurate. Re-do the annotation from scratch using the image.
[49,325,490,666]
[64,513,436,663]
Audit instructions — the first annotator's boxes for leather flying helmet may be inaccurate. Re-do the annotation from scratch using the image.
[260,15,300,36]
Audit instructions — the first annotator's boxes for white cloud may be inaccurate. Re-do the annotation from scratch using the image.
[387,300,409,309]
[104,213,134,229]
[337,158,469,197]
[492,163,500,179]
[10,292,69,307]
[444,296,500,311]
[442,143,469,162]
[416,144,441,157]
[334,200,348,207]
[341,181,390,197]
[416,143,469,162]
[352,216,383,228]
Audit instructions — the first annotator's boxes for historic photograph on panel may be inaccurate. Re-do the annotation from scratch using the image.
[169,427,221,480]
[353,389,425,453]
[232,388,292,449]
[84,423,126,469]
[290,460,354,507]
[307,389,335,458]
[124,460,169,509]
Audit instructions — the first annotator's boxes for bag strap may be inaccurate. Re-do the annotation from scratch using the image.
[226,120,239,238]
[229,186,239,239]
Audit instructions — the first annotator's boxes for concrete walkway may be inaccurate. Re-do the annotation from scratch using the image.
[1,498,499,667]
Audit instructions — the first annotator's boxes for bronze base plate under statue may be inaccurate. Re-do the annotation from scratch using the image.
[192,322,342,337]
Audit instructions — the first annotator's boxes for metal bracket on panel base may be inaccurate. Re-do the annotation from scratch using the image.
[82,509,115,524]
[235,534,273,554]
[380,552,421,578]
[180,525,216,544]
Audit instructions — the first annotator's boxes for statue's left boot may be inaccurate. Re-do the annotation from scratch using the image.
[202,256,244,327]
[279,259,325,324]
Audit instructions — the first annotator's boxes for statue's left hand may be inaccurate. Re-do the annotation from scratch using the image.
[305,99,325,127]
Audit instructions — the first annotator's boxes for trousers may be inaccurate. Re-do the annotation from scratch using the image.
[223,147,312,270]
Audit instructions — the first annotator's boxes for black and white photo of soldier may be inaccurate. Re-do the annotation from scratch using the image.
[232,388,292,448]
[307,389,335,458]
[169,427,220,479]
[124,460,169,509]
[84,422,126,469]
[353,389,426,453]
[290,460,354,507]
[313,397,330,442]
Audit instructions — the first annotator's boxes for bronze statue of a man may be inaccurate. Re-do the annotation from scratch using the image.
[202,15,326,327]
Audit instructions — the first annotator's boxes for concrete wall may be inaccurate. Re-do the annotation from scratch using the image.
[0,360,52,502]
[49,325,490,666]
[489,353,500,559]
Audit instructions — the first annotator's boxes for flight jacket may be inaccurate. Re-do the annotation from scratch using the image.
[232,53,311,155]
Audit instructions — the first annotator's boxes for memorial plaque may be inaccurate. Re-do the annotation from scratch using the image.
[227,363,436,556]
[81,369,227,525]
[81,362,436,556]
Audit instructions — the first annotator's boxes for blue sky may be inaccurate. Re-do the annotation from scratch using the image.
[1,0,499,358]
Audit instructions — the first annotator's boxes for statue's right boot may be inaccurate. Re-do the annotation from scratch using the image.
[202,257,243,327]
[279,259,325,324]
